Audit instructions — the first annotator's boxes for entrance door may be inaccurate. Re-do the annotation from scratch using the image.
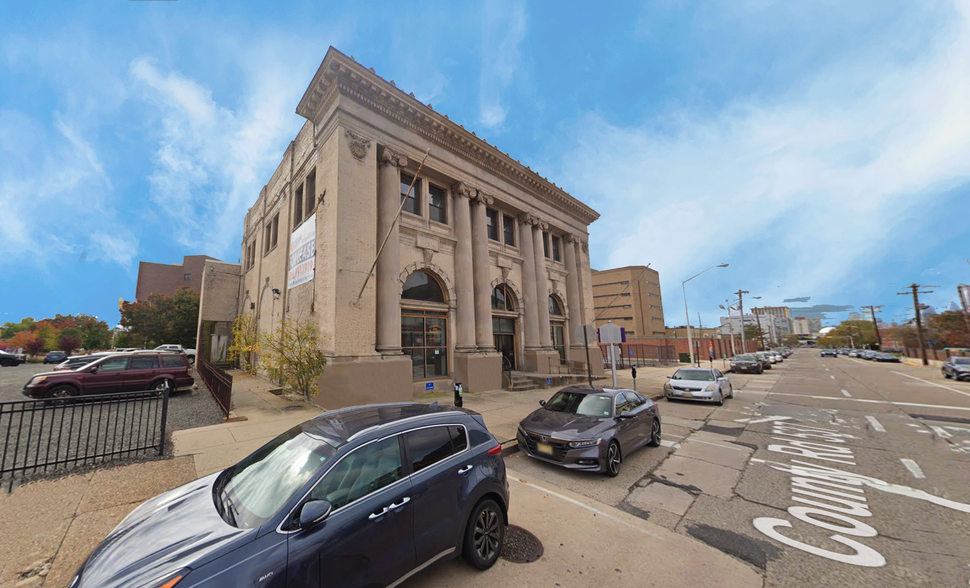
[492,317,516,371]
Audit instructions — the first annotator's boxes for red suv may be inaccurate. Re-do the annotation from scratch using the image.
[23,352,194,399]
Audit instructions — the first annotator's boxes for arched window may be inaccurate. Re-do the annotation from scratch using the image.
[491,285,516,312]
[402,271,444,303]
[402,271,447,380]
[549,295,565,362]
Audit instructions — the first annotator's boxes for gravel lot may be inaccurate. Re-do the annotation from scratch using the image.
[0,362,224,488]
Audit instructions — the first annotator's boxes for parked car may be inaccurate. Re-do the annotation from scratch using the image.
[730,354,763,374]
[943,356,970,381]
[71,403,509,588]
[820,349,837,357]
[0,350,26,366]
[872,352,901,363]
[44,350,69,364]
[23,351,193,399]
[517,386,661,477]
[859,350,877,360]
[753,352,773,370]
[664,367,733,405]
[154,344,196,364]
[53,353,110,371]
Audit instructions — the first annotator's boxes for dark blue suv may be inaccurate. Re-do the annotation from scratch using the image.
[70,403,509,588]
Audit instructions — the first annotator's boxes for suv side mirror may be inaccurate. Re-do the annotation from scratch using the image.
[87,364,100,373]
[539,400,546,406]
[665,375,672,379]
[299,500,332,529]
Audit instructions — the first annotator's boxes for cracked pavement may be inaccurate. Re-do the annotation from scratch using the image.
[504,351,970,586]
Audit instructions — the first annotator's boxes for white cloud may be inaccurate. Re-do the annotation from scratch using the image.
[478,0,527,129]
[559,1,970,316]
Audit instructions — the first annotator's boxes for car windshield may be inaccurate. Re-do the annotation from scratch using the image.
[954,358,970,365]
[672,369,715,381]
[217,426,337,529]
[544,391,614,417]
[734,355,755,361]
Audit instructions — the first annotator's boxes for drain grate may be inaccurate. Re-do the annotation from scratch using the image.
[501,525,544,563]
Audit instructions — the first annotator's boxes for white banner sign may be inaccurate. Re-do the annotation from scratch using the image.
[288,213,316,290]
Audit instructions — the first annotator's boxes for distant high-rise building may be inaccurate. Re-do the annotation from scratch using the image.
[135,255,220,300]
[791,316,822,336]
[591,266,665,338]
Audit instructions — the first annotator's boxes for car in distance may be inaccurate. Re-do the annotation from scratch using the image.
[53,353,110,371]
[154,344,196,364]
[664,367,733,405]
[44,350,69,364]
[517,386,661,477]
[23,351,193,399]
[753,352,773,370]
[872,352,901,363]
[820,349,837,357]
[0,350,26,367]
[70,403,509,588]
[730,354,763,374]
[943,356,970,381]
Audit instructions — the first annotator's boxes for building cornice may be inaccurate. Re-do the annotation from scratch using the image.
[297,47,600,226]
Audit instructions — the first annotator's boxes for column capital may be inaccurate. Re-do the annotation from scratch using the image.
[563,233,579,244]
[378,145,408,168]
[473,190,494,206]
[580,238,588,253]
[518,213,540,227]
[452,181,475,199]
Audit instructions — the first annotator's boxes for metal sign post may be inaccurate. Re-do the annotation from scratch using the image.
[576,324,597,386]
[599,322,624,389]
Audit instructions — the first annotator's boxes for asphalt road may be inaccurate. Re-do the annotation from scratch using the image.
[505,351,970,587]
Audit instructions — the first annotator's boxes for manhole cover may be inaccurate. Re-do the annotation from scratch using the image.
[501,524,543,563]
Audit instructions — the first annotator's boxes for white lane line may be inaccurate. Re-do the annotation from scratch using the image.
[841,389,852,398]
[682,437,749,452]
[506,474,665,539]
[929,426,952,439]
[847,357,868,365]
[766,391,970,412]
[865,416,886,432]
[825,368,830,371]
[900,458,926,479]
[893,371,970,399]
[660,439,681,448]
[830,375,836,380]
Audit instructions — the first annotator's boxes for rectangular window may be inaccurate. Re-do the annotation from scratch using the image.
[183,273,191,281]
[428,184,446,224]
[162,355,186,368]
[305,171,316,218]
[271,213,279,249]
[294,184,304,226]
[552,236,561,261]
[543,232,550,258]
[128,356,159,370]
[486,209,498,241]
[401,173,419,215]
[503,215,515,246]
[404,425,466,473]
[264,223,272,254]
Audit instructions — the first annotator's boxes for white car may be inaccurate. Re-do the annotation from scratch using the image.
[664,367,734,405]
[154,344,196,364]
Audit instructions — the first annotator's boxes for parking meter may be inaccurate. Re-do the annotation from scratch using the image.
[631,366,637,391]
[454,382,463,408]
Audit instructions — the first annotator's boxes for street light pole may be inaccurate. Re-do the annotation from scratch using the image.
[683,264,729,367]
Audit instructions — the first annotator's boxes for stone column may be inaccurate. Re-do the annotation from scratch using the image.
[533,221,553,349]
[470,190,495,351]
[563,234,583,349]
[452,183,477,352]
[376,146,407,355]
[518,214,540,351]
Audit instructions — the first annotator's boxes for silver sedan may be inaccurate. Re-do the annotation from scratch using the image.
[663,368,734,405]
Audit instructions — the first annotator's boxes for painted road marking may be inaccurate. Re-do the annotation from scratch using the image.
[865,416,886,432]
[764,391,970,412]
[841,389,852,397]
[900,458,926,479]
[735,415,792,424]
[660,439,681,449]
[892,371,970,399]
[830,375,836,379]
[929,425,952,439]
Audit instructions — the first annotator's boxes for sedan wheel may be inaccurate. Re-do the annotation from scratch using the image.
[715,391,724,406]
[647,419,662,447]
[605,441,622,477]
[464,499,504,570]
[943,371,951,379]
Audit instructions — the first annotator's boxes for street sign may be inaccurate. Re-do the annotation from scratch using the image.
[575,324,597,343]
[425,382,434,391]
[599,322,624,344]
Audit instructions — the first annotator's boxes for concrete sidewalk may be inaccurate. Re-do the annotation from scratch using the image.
[172,372,321,477]
[0,457,197,588]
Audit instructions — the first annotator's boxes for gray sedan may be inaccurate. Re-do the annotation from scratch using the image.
[517,386,661,477]
[943,356,970,381]
[663,368,733,405]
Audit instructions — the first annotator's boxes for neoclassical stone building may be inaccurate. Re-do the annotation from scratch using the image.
[228,47,602,408]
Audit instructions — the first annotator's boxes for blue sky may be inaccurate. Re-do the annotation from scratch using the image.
[2,0,969,330]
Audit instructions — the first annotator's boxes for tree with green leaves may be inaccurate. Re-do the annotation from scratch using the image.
[120,289,201,349]
[260,319,327,402]
[743,324,766,349]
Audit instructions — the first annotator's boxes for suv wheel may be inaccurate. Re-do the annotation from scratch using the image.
[47,385,78,402]
[464,499,504,570]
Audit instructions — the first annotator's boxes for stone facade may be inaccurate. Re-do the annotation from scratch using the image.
[229,47,602,409]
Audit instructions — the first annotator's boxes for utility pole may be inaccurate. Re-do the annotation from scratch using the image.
[734,289,749,352]
[861,305,883,350]
[897,284,938,366]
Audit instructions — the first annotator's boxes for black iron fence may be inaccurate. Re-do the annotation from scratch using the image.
[198,356,232,417]
[601,343,678,369]
[0,389,169,492]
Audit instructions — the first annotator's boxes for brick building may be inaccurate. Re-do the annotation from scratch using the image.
[591,266,665,339]
[201,47,603,408]
[135,255,220,300]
